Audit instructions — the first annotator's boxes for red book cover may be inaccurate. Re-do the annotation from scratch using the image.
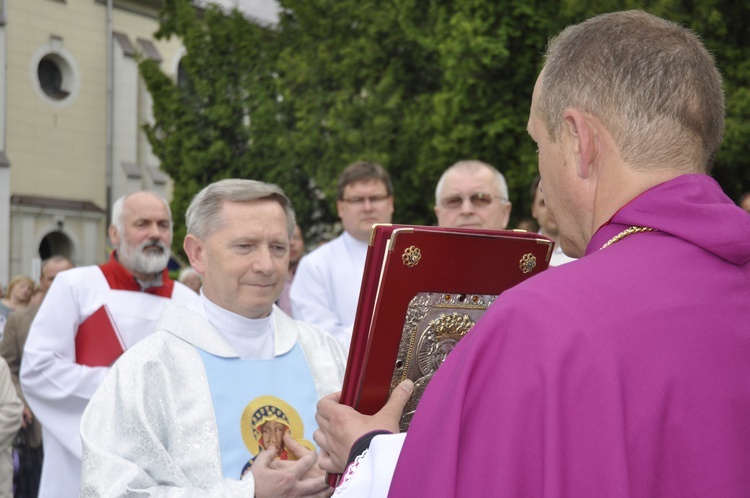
[75,305,125,367]
[329,225,553,486]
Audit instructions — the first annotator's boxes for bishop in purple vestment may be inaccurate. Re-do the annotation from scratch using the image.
[314,10,750,498]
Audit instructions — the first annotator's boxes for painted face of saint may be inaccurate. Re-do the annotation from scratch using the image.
[259,420,289,454]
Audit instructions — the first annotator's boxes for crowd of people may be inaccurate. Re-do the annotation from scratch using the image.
[0,8,748,498]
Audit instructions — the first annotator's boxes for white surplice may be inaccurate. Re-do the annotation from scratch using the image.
[290,231,368,351]
[80,301,346,496]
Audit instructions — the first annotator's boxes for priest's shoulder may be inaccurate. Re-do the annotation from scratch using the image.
[112,327,188,369]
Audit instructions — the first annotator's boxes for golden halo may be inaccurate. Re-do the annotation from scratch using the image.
[240,395,313,457]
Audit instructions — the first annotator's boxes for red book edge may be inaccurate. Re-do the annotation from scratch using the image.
[327,224,397,487]
[74,304,125,367]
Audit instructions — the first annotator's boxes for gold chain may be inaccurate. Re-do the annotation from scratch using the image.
[600,226,656,250]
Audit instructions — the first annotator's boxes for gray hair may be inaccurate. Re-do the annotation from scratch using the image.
[111,191,172,239]
[539,10,724,172]
[185,179,296,240]
[435,160,509,205]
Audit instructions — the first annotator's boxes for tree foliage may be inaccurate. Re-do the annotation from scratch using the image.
[142,0,750,254]
[141,0,332,253]
[277,0,568,225]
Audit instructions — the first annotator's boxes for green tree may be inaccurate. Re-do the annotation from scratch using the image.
[144,0,750,247]
[141,0,333,254]
[277,0,569,225]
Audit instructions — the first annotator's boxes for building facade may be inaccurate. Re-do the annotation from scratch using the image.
[0,0,188,285]
[0,0,280,286]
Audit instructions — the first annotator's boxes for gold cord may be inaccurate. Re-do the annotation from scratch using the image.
[600,226,656,250]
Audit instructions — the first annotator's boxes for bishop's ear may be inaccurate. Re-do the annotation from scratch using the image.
[563,109,596,179]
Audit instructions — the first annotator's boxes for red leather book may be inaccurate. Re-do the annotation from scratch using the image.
[329,225,553,486]
[75,305,125,367]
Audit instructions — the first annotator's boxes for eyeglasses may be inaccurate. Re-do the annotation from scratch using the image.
[341,194,391,206]
[439,193,506,210]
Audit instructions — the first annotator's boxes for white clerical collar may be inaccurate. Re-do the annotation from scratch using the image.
[199,293,274,360]
[342,230,369,255]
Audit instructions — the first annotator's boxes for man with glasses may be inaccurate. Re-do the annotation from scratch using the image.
[291,161,394,351]
[434,160,512,230]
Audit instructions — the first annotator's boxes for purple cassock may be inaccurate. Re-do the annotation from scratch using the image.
[388,174,750,497]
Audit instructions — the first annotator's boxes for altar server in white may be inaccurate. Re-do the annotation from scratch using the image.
[20,191,198,498]
[291,161,394,351]
[81,179,346,497]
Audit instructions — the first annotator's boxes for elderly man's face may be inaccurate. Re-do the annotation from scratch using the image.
[187,200,289,319]
[434,168,511,230]
[111,192,173,276]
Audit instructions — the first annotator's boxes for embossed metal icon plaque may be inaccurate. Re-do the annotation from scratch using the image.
[389,291,497,430]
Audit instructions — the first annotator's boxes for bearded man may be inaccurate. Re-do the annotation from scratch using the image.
[20,191,198,498]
